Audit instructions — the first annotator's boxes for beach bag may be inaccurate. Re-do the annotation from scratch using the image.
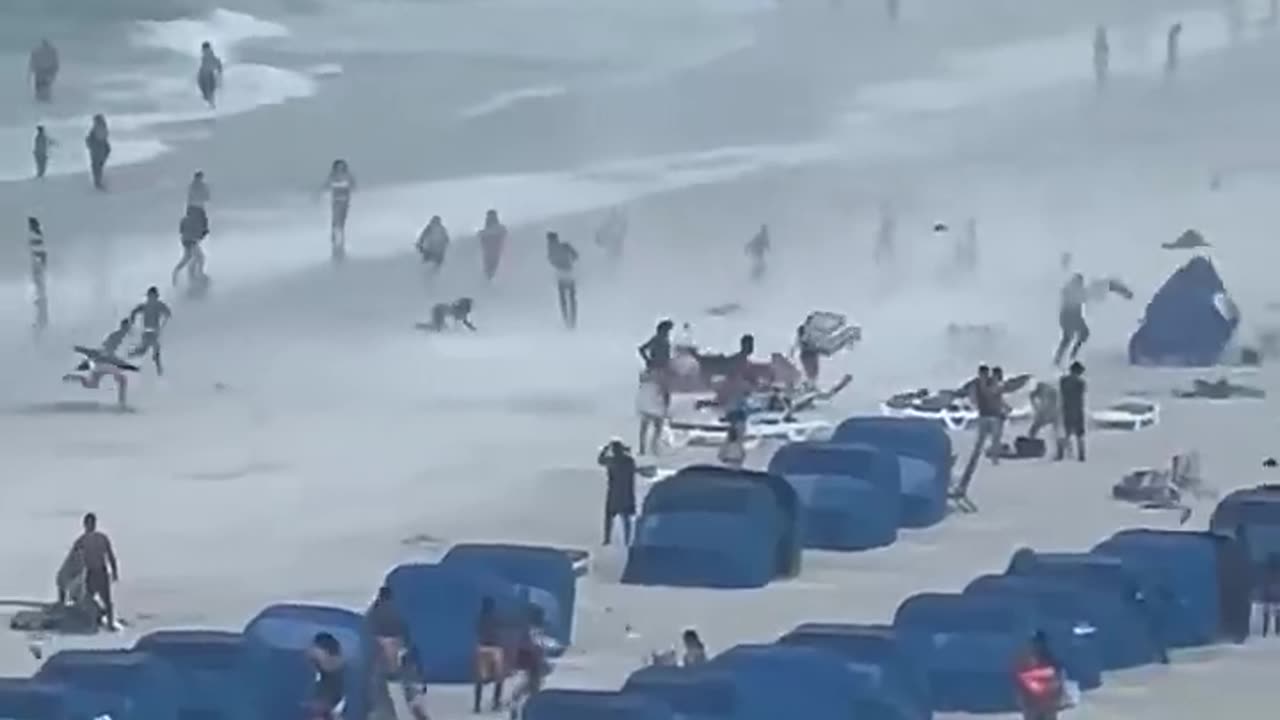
[1014,436,1046,459]
[801,312,861,356]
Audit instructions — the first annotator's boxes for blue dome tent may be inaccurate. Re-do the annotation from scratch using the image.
[711,644,860,720]
[134,630,269,720]
[441,543,577,652]
[35,650,180,720]
[0,678,72,720]
[1129,255,1239,366]
[622,665,740,720]
[778,623,931,720]
[385,562,527,683]
[524,689,673,720]
[1006,549,1169,666]
[831,417,950,527]
[243,604,375,720]
[767,442,899,550]
[623,466,800,588]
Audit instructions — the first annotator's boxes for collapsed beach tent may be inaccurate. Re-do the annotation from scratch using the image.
[1093,530,1235,648]
[711,644,860,720]
[386,562,526,683]
[524,689,674,720]
[767,442,899,550]
[243,604,375,720]
[35,650,180,720]
[622,665,740,720]
[0,678,72,720]
[1211,486,1280,586]
[778,623,931,720]
[1006,549,1169,666]
[831,417,950,527]
[623,466,800,589]
[441,543,576,651]
[134,630,269,720]
[892,592,1086,713]
[1129,255,1239,367]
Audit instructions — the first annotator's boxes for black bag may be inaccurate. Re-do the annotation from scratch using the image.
[1014,436,1046,459]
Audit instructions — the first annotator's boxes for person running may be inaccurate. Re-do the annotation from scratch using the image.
[416,216,450,275]
[28,217,49,335]
[594,208,628,266]
[1053,274,1090,366]
[473,597,505,714]
[1059,361,1087,462]
[597,439,637,546]
[745,224,770,282]
[546,231,579,329]
[1093,26,1110,92]
[128,287,172,375]
[67,513,119,630]
[507,607,556,720]
[197,41,224,108]
[29,39,59,103]
[172,205,210,288]
[33,125,54,179]
[85,115,111,191]
[306,633,346,720]
[954,365,1002,498]
[323,160,356,261]
[681,629,708,667]
[478,209,508,281]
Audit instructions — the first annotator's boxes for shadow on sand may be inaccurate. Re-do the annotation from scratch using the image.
[12,401,136,416]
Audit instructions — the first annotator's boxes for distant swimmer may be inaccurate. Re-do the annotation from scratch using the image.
[323,159,356,261]
[478,209,508,281]
[416,215,450,275]
[547,231,580,329]
[1164,23,1182,80]
[28,217,49,335]
[419,297,477,332]
[1054,273,1090,367]
[62,320,137,409]
[197,41,224,108]
[745,224,770,282]
[28,39,59,103]
[594,207,628,266]
[127,287,173,375]
[1093,26,1110,92]
[33,125,55,179]
[85,114,111,191]
[172,205,210,289]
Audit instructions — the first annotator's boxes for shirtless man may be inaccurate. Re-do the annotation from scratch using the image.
[67,513,119,629]
[128,287,173,375]
[62,319,134,408]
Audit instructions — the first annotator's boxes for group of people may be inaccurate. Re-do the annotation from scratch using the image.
[59,287,173,408]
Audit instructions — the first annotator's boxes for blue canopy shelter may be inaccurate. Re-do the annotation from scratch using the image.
[442,543,577,652]
[35,650,180,720]
[524,690,674,720]
[134,630,270,720]
[832,416,951,527]
[622,665,740,720]
[1129,255,1239,366]
[778,623,931,720]
[768,442,899,550]
[711,644,860,720]
[0,678,72,720]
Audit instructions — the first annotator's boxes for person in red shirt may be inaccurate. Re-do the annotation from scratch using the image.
[1013,634,1062,720]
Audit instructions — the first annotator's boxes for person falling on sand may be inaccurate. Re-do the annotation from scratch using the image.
[421,297,477,332]
[323,159,356,261]
[67,513,119,630]
[128,286,172,375]
[62,319,134,408]
[33,125,55,179]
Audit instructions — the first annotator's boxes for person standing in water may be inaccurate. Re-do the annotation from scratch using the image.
[1092,26,1110,93]
[85,115,111,191]
[547,231,580,329]
[33,126,55,179]
[172,205,210,288]
[28,217,49,335]
[323,159,355,261]
[1164,23,1183,80]
[1054,273,1090,367]
[416,215,450,276]
[128,287,172,375]
[197,41,224,108]
[477,209,507,281]
[745,224,771,282]
[28,39,59,103]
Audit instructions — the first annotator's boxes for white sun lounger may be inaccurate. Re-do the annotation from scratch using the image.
[1091,399,1159,431]
[667,412,832,447]
[880,401,1031,431]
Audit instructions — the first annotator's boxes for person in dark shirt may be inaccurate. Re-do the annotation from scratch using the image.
[473,597,505,713]
[307,632,346,720]
[507,606,555,720]
[638,320,674,372]
[597,440,637,546]
[69,513,118,629]
[1059,361,1087,462]
[1261,554,1280,637]
[368,585,408,673]
[546,232,579,329]
[955,365,1001,496]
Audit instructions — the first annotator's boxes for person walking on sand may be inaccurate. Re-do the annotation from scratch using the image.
[323,159,356,261]
[1059,361,1087,461]
[416,215,450,276]
[547,231,580,329]
[473,597,505,714]
[67,513,119,630]
[172,205,210,288]
[29,39,59,103]
[1092,26,1110,93]
[598,439,637,546]
[197,41,224,108]
[85,115,111,191]
[33,125,55,179]
[953,365,1002,498]
[478,209,507,281]
[28,217,49,335]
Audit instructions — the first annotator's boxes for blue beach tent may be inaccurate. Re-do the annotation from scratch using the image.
[711,644,860,720]
[134,629,267,720]
[523,689,674,720]
[442,543,576,651]
[622,665,740,720]
[35,650,180,720]
[832,416,950,527]
[779,623,931,720]
[768,442,899,550]
[0,678,72,720]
